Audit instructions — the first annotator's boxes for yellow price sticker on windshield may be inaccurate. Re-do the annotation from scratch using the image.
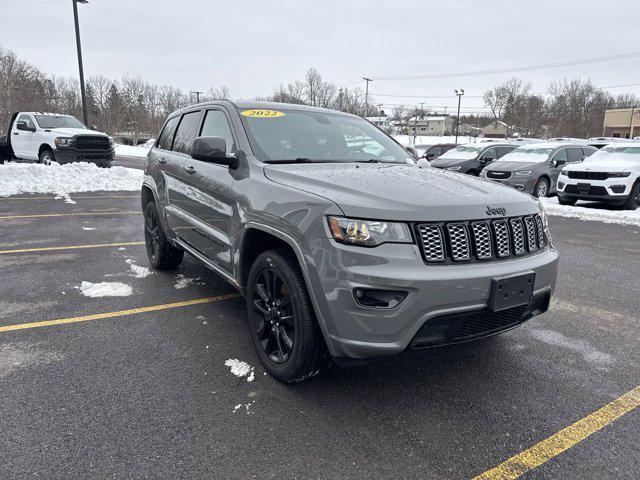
[241,109,285,118]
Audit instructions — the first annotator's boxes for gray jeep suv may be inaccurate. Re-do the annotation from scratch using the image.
[142,101,559,382]
[481,142,597,197]
[430,142,516,175]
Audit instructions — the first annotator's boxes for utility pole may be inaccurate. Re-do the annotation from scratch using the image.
[362,78,372,114]
[192,91,204,104]
[454,89,465,144]
[72,0,89,126]
[629,105,636,139]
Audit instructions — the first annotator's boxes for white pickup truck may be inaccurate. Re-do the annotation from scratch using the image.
[0,112,114,166]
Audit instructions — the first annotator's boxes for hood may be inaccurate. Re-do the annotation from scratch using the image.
[487,160,542,172]
[47,127,108,137]
[263,163,538,221]
[566,158,639,172]
[430,157,476,168]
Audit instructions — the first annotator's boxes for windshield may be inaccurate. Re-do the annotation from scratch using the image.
[34,115,86,129]
[238,108,412,164]
[438,145,484,160]
[499,147,554,163]
[584,146,640,163]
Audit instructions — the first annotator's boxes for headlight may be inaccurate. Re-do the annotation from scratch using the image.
[537,199,553,246]
[447,166,461,171]
[559,170,568,176]
[109,137,114,146]
[328,217,412,247]
[608,171,631,178]
[514,170,532,176]
[54,137,74,147]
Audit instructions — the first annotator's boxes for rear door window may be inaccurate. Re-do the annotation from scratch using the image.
[582,147,596,157]
[200,109,236,155]
[157,116,180,151]
[567,147,583,163]
[172,111,202,154]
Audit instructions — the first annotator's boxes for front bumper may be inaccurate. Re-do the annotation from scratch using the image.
[302,237,559,359]
[485,176,536,194]
[54,148,115,167]
[557,176,631,204]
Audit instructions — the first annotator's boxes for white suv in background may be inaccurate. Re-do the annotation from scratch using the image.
[557,143,640,210]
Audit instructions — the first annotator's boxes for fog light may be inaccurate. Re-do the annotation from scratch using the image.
[611,185,626,194]
[558,181,565,189]
[353,289,407,308]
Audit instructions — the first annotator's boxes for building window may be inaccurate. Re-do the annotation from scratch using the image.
[612,132,621,138]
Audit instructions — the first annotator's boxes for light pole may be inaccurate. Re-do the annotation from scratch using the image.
[454,89,464,144]
[192,91,204,104]
[72,0,89,126]
[362,78,372,114]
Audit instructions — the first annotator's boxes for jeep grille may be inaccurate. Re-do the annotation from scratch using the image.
[416,214,546,263]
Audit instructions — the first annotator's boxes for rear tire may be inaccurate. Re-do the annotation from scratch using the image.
[144,201,184,270]
[247,249,328,383]
[621,182,640,211]
[534,177,550,198]
[557,196,577,206]
[38,149,54,165]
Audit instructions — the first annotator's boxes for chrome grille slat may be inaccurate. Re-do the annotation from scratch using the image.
[417,215,545,263]
[534,214,546,248]
[523,216,538,251]
[446,224,471,261]
[509,218,526,255]
[417,224,445,262]
[471,222,493,259]
[492,220,511,258]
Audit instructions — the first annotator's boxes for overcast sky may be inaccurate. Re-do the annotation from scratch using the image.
[3,0,639,114]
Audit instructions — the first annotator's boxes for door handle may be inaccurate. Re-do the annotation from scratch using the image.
[13,132,19,135]
[158,157,167,164]
[184,165,196,174]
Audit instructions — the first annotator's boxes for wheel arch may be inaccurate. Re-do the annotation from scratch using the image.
[38,143,54,156]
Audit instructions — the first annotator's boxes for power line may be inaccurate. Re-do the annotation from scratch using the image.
[369,51,640,81]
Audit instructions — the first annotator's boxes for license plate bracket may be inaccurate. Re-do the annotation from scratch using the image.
[489,272,535,312]
[577,182,591,194]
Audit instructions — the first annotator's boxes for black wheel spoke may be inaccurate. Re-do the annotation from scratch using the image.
[275,295,291,308]
[280,327,294,350]
[274,327,286,362]
[253,299,269,315]
[255,283,270,303]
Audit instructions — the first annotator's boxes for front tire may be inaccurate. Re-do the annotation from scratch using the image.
[621,182,640,210]
[38,149,54,165]
[247,249,328,383]
[534,177,550,198]
[144,201,184,270]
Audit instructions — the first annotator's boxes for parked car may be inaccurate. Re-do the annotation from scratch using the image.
[142,101,558,382]
[557,143,640,210]
[0,112,114,167]
[430,142,516,175]
[480,143,596,197]
[414,143,457,161]
[587,137,635,149]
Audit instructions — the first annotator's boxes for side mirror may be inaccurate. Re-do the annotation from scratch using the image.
[16,121,34,132]
[405,146,418,158]
[190,136,238,168]
[426,152,436,160]
[554,159,566,167]
[90,124,98,131]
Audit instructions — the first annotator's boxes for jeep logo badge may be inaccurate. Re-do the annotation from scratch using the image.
[486,206,506,216]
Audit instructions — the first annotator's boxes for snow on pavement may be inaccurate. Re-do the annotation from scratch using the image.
[77,281,133,298]
[114,141,153,158]
[0,162,142,197]
[541,198,640,226]
[125,259,153,278]
[224,359,255,382]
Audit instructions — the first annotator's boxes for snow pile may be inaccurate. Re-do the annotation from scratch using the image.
[0,162,142,197]
[541,198,640,226]
[78,281,133,297]
[174,274,196,289]
[114,141,154,158]
[125,259,153,278]
[224,359,255,382]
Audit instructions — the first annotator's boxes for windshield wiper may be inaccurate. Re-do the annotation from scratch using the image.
[354,159,381,163]
[264,158,334,164]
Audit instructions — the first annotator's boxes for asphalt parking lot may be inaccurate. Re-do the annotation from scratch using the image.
[0,190,638,479]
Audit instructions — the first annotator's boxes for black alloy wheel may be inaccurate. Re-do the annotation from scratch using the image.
[252,267,295,364]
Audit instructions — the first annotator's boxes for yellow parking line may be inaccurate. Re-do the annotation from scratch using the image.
[0,294,240,333]
[473,385,640,480]
[0,211,140,220]
[0,241,145,254]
